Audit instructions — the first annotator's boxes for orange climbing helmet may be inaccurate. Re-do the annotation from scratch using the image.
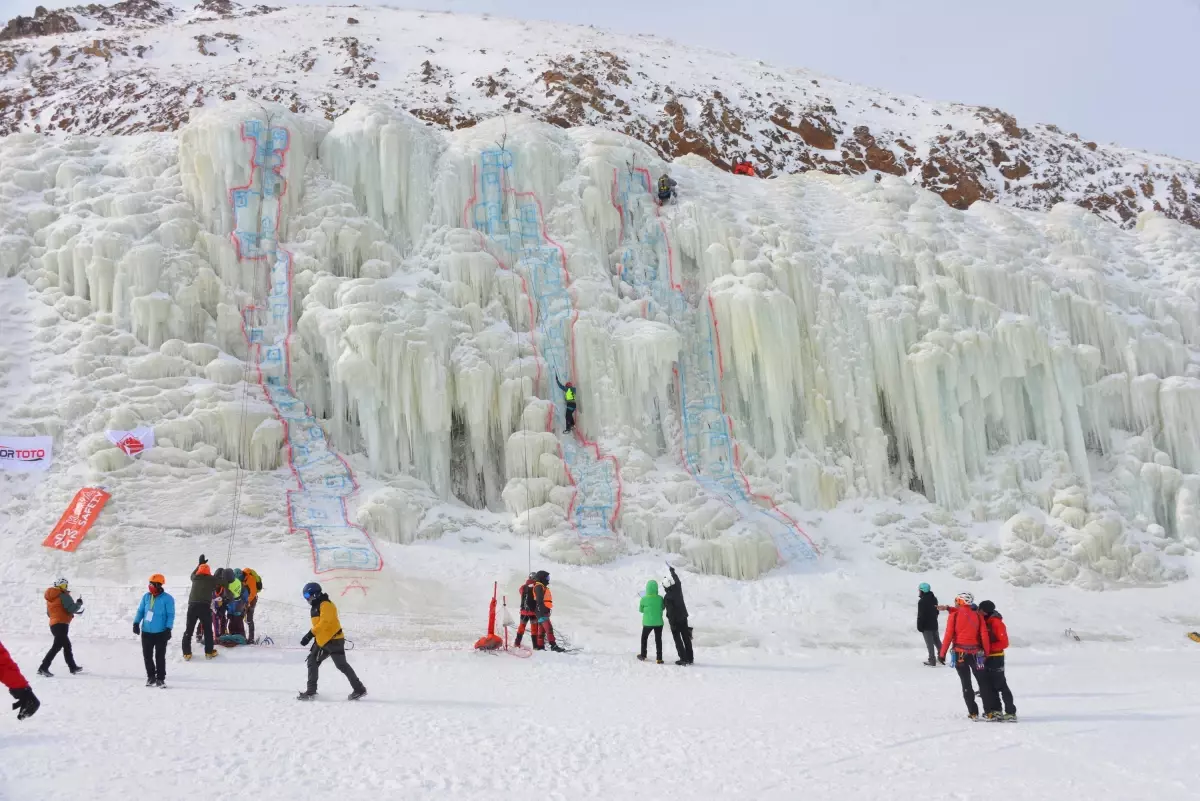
[149,573,166,585]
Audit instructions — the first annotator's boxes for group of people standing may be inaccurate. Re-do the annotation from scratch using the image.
[918,583,1018,721]
[637,565,694,665]
[4,560,367,711]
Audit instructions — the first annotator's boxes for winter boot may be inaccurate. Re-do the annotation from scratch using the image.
[146,678,157,687]
[675,659,687,666]
[348,687,367,701]
[637,654,647,661]
[205,651,219,659]
[36,668,53,678]
[297,690,317,701]
[549,643,567,653]
[923,659,937,667]
[984,711,1003,721]
[513,634,523,648]
[967,712,979,721]
[69,666,84,675]
[183,654,192,661]
[155,679,167,689]
[1002,713,1018,722]
[656,659,665,664]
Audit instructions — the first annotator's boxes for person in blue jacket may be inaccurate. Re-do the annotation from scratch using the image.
[133,573,175,688]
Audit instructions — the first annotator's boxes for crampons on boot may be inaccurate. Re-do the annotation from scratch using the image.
[348,688,367,701]
[297,690,317,701]
[549,643,566,653]
[205,651,219,659]
[984,711,1003,721]
[1002,713,1018,722]
[36,668,52,678]
[968,713,979,721]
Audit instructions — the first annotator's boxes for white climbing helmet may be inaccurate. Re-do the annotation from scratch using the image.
[53,577,69,591]
[954,591,974,606]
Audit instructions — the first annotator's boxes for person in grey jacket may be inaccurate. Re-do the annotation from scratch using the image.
[183,554,227,660]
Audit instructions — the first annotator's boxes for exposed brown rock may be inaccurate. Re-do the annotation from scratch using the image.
[0,7,81,42]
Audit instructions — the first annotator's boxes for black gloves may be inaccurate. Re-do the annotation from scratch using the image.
[937,656,946,665]
[133,623,140,635]
[301,632,314,646]
[10,687,39,721]
[199,554,207,565]
[165,628,172,641]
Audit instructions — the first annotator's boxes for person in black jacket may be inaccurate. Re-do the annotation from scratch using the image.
[183,554,228,660]
[917,583,941,666]
[663,564,693,665]
[513,573,543,650]
[555,375,577,434]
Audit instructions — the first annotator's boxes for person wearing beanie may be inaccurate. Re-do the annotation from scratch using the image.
[978,600,1017,721]
[916,582,940,666]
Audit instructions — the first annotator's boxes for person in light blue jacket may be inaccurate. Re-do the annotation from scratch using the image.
[133,573,175,688]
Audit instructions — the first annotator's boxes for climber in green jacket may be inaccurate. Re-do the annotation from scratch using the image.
[555,374,577,434]
[638,579,665,664]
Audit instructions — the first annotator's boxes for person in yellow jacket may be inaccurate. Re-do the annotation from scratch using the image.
[297,582,366,701]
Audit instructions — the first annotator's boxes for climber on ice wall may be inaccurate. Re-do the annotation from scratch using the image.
[556,375,578,434]
[732,160,757,177]
[657,173,677,204]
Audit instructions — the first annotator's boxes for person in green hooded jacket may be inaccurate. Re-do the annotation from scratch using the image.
[638,579,665,664]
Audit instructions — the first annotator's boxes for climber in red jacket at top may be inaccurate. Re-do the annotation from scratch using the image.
[0,638,40,720]
[939,592,992,719]
[732,160,757,177]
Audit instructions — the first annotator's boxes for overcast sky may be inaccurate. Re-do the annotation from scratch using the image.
[9,0,1199,161]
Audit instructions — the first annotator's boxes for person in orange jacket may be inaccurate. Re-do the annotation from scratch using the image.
[38,577,84,677]
[531,571,566,652]
[977,601,1017,721]
[242,568,262,643]
[938,592,992,719]
[513,573,543,650]
[732,160,757,177]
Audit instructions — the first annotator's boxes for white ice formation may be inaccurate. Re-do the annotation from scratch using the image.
[1,99,1198,584]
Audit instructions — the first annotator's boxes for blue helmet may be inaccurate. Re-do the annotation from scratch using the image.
[918,582,931,592]
[302,582,322,601]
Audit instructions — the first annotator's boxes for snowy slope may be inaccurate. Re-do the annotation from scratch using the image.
[1,1,1198,231]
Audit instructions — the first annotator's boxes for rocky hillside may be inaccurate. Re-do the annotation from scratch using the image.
[2,0,1198,229]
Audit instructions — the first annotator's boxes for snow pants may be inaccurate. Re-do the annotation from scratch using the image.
[640,626,663,661]
[228,614,246,639]
[669,618,693,663]
[246,599,257,643]
[982,655,1016,715]
[921,628,940,663]
[953,650,991,716]
[515,615,542,648]
[40,623,78,672]
[213,605,228,637]
[564,404,576,432]
[306,639,365,694]
[538,615,557,646]
[183,602,213,656]
[141,631,169,682]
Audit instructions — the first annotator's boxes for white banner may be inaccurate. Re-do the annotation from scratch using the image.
[0,435,53,473]
[105,427,155,457]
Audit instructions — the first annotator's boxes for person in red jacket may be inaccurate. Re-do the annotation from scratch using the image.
[978,601,1017,721]
[1,638,40,720]
[938,592,992,719]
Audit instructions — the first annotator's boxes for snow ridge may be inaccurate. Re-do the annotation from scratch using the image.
[0,1,1197,231]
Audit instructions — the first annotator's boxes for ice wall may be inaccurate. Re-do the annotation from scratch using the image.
[3,99,1199,585]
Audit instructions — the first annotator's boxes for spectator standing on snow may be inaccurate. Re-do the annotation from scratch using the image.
[298,582,366,701]
[663,565,693,665]
[133,574,175,688]
[184,555,225,660]
[917,583,940,666]
[978,601,1018,721]
[532,571,566,652]
[514,573,543,650]
[243,568,263,643]
[638,579,665,664]
[938,592,992,719]
[1,638,40,720]
[37,577,84,677]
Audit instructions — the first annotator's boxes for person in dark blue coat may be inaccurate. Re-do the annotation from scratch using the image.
[133,574,175,688]
[917,582,941,666]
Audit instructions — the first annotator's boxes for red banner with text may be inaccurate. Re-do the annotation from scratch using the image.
[42,487,110,552]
